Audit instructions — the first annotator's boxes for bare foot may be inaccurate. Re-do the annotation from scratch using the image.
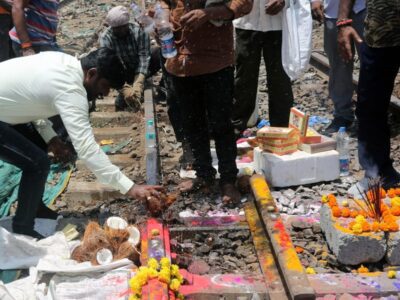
[178,178,212,193]
[221,183,241,207]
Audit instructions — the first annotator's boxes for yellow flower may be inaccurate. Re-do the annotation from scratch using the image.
[355,215,366,224]
[160,257,171,268]
[321,195,328,203]
[171,264,180,276]
[129,295,140,300]
[341,200,349,207]
[169,278,181,292]
[151,229,160,236]
[148,267,159,279]
[148,258,159,270]
[177,294,185,300]
[158,268,171,283]
[176,273,184,284]
[391,197,400,207]
[129,280,143,295]
[352,223,363,234]
[388,270,397,279]
[305,267,316,274]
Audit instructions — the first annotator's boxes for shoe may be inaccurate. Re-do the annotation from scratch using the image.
[12,225,45,240]
[36,202,59,220]
[348,177,370,199]
[220,183,241,208]
[323,117,353,136]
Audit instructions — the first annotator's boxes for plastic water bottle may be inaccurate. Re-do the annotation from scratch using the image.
[130,2,155,33]
[336,127,350,176]
[154,4,177,58]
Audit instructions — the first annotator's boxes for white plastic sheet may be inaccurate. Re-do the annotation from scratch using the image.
[281,0,312,80]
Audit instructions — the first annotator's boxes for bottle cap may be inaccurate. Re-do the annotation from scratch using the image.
[339,127,346,133]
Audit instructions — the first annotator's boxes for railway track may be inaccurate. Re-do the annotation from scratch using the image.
[58,63,400,298]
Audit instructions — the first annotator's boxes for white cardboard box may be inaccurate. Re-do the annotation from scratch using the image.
[254,147,339,187]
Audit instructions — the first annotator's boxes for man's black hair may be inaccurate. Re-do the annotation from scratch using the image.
[80,47,126,89]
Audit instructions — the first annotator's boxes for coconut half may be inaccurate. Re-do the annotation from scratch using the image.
[127,225,141,246]
[105,216,128,230]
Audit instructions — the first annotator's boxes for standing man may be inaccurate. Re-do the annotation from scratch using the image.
[100,6,150,111]
[232,0,294,134]
[160,0,252,204]
[311,0,365,135]
[10,0,61,56]
[0,0,13,61]
[0,48,163,239]
[338,0,400,191]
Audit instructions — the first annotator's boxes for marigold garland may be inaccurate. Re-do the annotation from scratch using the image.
[129,257,184,299]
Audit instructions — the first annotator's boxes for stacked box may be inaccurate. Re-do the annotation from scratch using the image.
[257,127,299,155]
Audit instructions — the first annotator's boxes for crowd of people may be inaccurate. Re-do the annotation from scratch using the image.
[0,0,399,239]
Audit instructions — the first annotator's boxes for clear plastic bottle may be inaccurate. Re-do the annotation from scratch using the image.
[154,4,177,58]
[130,2,155,33]
[336,127,350,176]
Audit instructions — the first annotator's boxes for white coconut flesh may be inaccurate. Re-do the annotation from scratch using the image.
[127,226,141,246]
[106,216,128,230]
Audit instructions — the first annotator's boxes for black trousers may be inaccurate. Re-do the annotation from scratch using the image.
[0,14,14,62]
[232,29,294,130]
[170,67,238,184]
[0,122,50,231]
[357,43,400,178]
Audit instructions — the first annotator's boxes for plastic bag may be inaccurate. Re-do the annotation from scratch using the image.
[281,0,312,80]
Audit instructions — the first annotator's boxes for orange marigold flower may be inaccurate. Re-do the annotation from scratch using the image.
[350,210,359,218]
[371,222,380,232]
[381,204,390,213]
[388,188,397,198]
[396,188,400,196]
[384,215,396,224]
[391,206,400,216]
[349,221,356,230]
[295,246,304,254]
[357,265,369,273]
[332,206,342,217]
[341,207,351,218]
[359,211,368,217]
[367,188,386,201]
[388,222,399,232]
[379,222,389,232]
[328,194,337,207]
[361,222,371,232]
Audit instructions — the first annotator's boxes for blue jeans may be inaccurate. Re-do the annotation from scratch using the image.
[0,121,50,231]
[324,9,366,122]
[357,44,400,178]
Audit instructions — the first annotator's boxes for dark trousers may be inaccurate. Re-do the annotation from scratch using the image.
[0,121,50,231]
[170,67,238,184]
[0,14,13,62]
[357,44,400,178]
[232,29,294,130]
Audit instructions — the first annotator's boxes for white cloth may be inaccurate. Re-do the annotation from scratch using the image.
[233,0,282,32]
[0,227,70,270]
[312,0,365,19]
[0,52,134,194]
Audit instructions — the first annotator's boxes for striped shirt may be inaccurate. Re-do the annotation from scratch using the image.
[99,23,150,76]
[9,0,59,46]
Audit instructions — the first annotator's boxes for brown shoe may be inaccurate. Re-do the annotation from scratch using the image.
[178,177,213,194]
[220,183,241,207]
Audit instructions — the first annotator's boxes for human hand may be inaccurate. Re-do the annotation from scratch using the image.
[311,1,324,23]
[180,9,210,31]
[265,0,285,15]
[47,136,75,164]
[22,47,35,56]
[126,184,165,201]
[121,84,141,110]
[338,26,362,62]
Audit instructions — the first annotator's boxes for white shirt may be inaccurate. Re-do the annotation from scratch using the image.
[0,52,134,194]
[312,0,365,19]
[233,0,282,32]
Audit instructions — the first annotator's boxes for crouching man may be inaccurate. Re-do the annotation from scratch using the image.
[0,48,163,239]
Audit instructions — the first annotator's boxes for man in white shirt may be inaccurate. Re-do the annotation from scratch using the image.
[311,0,365,135]
[232,0,294,133]
[0,48,163,239]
